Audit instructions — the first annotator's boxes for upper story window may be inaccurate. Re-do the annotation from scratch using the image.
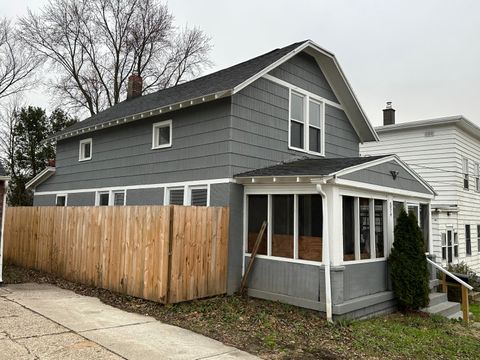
[289,90,324,156]
[79,138,92,161]
[463,157,469,189]
[152,120,172,149]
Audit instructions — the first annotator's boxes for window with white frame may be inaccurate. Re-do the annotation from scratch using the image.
[79,138,92,161]
[463,157,469,189]
[441,229,458,263]
[342,196,386,261]
[97,191,110,206]
[112,190,126,206]
[246,194,323,262]
[167,187,185,205]
[189,187,208,206]
[152,120,172,149]
[475,163,480,191]
[56,194,67,206]
[289,90,324,155]
[477,225,480,254]
[96,190,126,206]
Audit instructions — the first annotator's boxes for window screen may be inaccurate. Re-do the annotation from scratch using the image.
[359,198,370,259]
[191,188,208,206]
[247,195,267,255]
[98,192,109,206]
[113,192,125,206]
[298,194,322,261]
[169,189,184,205]
[272,195,294,258]
[343,196,355,261]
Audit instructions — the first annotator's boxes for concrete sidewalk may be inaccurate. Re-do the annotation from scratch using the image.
[0,283,258,360]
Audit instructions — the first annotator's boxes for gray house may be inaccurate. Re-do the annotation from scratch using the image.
[27,40,435,320]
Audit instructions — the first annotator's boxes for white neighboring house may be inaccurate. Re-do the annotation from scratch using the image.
[361,103,480,272]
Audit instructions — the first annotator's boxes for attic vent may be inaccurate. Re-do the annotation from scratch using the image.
[424,130,435,137]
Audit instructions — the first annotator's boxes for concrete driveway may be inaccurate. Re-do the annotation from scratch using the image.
[0,283,258,360]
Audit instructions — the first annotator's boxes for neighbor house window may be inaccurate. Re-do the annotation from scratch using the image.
[466,224,471,255]
[152,120,172,149]
[475,163,480,191]
[289,90,324,155]
[167,187,184,205]
[463,157,469,189]
[477,225,480,253]
[56,194,67,207]
[442,229,458,263]
[246,193,323,262]
[342,196,386,261]
[189,187,208,206]
[79,138,92,161]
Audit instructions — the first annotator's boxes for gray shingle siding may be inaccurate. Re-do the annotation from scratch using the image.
[37,99,232,192]
[126,188,164,205]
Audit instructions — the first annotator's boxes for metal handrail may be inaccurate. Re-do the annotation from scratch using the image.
[426,257,473,290]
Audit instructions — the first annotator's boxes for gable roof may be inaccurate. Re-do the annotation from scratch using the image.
[375,115,480,142]
[53,40,378,143]
[234,156,388,178]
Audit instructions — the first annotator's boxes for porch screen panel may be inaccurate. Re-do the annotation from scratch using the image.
[298,194,323,261]
[420,204,429,252]
[393,201,404,229]
[342,196,355,261]
[272,195,294,258]
[247,195,268,255]
[374,200,384,258]
[359,198,370,259]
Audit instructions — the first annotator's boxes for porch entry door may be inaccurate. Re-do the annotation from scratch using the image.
[447,229,453,263]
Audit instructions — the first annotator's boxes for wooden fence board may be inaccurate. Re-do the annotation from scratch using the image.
[4,205,228,304]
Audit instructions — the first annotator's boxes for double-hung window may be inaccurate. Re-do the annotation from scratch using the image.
[152,120,172,149]
[463,157,469,189]
[466,224,471,255]
[289,91,324,155]
[79,138,92,161]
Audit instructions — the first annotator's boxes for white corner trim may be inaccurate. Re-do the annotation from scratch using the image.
[26,167,56,190]
[34,178,236,196]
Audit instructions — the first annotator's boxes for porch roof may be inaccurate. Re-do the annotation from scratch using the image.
[234,155,389,178]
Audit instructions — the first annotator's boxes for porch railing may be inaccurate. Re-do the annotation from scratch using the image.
[426,257,473,323]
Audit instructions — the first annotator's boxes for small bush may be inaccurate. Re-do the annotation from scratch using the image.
[389,210,430,310]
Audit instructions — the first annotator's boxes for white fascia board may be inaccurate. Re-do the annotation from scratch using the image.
[25,167,56,190]
[52,90,232,142]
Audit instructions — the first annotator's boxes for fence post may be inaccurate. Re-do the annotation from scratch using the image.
[165,205,174,304]
[462,285,470,324]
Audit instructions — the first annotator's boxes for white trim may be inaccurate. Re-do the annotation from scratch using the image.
[152,120,172,150]
[26,167,55,190]
[333,178,434,200]
[34,178,235,196]
[187,185,209,206]
[79,138,92,161]
[112,190,126,206]
[165,187,185,205]
[263,74,342,109]
[96,191,110,206]
[244,253,324,267]
[340,257,387,265]
[55,193,68,206]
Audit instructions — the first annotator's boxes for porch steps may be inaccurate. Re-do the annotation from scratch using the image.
[422,292,461,318]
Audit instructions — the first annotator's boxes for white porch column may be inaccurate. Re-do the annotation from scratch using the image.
[386,195,394,257]
[323,184,343,267]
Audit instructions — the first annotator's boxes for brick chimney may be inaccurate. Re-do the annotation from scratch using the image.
[127,74,142,100]
[383,101,395,125]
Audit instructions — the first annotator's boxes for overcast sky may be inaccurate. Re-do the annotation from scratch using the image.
[2,0,480,127]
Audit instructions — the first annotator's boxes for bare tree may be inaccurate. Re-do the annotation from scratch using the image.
[19,0,212,116]
[0,18,39,100]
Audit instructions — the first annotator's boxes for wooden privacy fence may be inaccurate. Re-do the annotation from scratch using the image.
[3,205,229,304]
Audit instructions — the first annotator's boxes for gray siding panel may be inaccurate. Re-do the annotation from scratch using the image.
[37,99,232,192]
[341,160,431,194]
[33,194,56,206]
[268,52,339,103]
[68,192,96,206]
[126,188,164,205]
[343,262,388,301]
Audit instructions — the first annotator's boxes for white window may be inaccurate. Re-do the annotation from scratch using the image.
[167,187,185,205]
[112,191,126,206]
[343,196,387,261]
[463,157,469,189]
[245,194,323,262]
[79,138,92,161]
[189,186,208,207]
[55,194,67,206]
[96,190,126,206]
[152,120,172,149]
[289,90,324,156]
[97,191,110,206]
[442,229,458,263]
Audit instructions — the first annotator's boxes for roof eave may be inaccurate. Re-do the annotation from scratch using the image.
[25,167,56,190]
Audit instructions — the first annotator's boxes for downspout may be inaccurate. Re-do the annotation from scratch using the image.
[0,180,7,284]
[316,183,332,322]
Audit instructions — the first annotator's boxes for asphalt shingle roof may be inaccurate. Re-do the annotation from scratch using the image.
[234,155,389,178]
[56,41,307,138]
